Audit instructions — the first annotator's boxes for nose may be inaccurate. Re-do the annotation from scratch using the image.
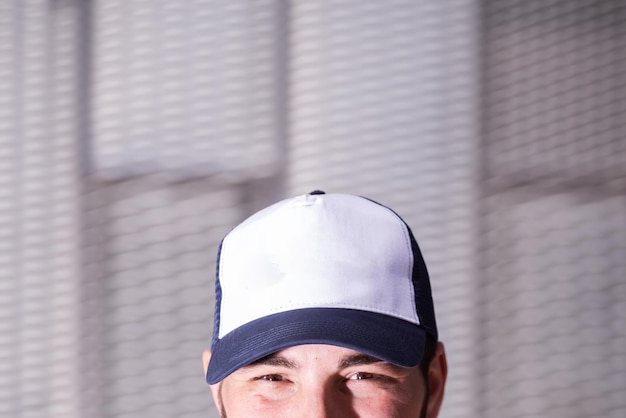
[297,382,355,418]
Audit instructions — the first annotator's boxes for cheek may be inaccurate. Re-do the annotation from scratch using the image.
[220,382,296,418]
[346,380,425,418]
[350,391,424,418]
[223,398,298,418]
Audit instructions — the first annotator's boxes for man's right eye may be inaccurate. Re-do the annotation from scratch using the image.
[250,373,298,400]
[255,374,286,382]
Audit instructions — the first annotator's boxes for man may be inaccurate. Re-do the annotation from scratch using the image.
[203,191,447,417]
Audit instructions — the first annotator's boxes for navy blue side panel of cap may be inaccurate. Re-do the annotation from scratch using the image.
[211,240,225,350]
[406,228,438,340]
[206,307,427,384]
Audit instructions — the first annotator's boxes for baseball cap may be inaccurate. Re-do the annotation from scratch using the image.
[206,190,438,384]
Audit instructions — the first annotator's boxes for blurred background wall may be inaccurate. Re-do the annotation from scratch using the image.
[1,0,624,417]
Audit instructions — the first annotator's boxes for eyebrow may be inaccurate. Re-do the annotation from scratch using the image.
[339,354,386,368]
[339,354,404,372]
[243,353,298,370]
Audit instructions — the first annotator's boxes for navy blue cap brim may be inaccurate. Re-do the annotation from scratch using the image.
[206,307,427,384]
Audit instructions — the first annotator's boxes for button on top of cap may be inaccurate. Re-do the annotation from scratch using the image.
[293,191,323,206]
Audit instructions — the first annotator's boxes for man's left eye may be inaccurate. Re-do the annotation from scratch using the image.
[348,372,376,380]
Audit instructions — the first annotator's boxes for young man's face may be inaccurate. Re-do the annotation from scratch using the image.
[203,343,447,418]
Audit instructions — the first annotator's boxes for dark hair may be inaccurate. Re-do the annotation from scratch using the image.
[417,336,438,418]
[419,335,437,379]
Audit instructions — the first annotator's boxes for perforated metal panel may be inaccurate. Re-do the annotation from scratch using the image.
[81,181,243,418]
[481,1,626,417]
[91,0,283,182]
[484,0,626,188]
[0,1,83,417]
[481,191,626,418]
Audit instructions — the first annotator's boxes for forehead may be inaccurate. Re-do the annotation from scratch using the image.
[238,343,412,375]
[250,344,374,364]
